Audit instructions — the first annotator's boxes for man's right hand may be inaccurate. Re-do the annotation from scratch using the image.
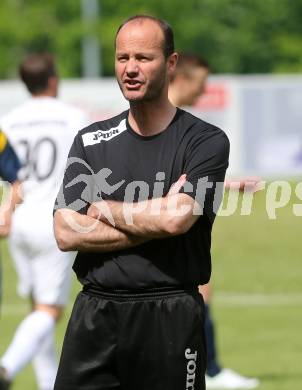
[167,174,187,196]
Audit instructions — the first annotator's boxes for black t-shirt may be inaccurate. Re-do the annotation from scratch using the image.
[55,108,229,290]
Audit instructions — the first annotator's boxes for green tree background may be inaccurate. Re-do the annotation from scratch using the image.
[0,0,301,78]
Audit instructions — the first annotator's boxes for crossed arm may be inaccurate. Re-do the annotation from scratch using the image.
[54,209,147,252]
[54,174,200,253]
[87,192,199,238]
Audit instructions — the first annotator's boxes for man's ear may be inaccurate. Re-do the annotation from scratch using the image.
[48,76,59,97]
[167,52,179,74]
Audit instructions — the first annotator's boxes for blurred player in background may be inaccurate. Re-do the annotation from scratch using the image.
[169,53,259,389]
[0,131,21,309]
[0,53,88,390]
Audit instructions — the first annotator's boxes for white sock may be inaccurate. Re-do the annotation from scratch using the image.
[32,326,58,390]
[1,310,55,380]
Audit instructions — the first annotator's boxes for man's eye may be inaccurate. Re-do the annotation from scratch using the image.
[138,56,150,62]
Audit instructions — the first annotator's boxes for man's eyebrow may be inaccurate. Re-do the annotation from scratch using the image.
[136,52,155,56]
[116,51,156,56]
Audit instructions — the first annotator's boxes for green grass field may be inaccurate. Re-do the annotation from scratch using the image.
[1,184,301,390]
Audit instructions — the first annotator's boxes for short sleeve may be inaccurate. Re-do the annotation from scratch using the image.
[181,127,230,223]
[0,130,21,183]
[54,133,94,215]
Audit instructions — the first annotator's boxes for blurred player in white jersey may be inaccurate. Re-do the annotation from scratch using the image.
[169,53,259,390]
[0,53,88,390]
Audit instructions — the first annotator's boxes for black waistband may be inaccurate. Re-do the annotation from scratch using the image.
[82,284,198,300]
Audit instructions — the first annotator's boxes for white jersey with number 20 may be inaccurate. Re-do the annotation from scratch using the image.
[1,96,89,230]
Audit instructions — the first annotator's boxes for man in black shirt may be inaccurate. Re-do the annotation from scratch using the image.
[53,15,229,390]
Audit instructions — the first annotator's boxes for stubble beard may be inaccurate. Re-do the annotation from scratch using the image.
[117,66,167,103]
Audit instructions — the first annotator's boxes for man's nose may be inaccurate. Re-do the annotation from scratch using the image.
[125,58,139,76]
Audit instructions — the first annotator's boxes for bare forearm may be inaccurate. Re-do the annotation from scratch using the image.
[88,195,199,238]
[75,227,146,252]
[118,198,173,237]
[1,181,22,211]
[54,209,148,252]
[88,198,168,238]
[0,181,22,237]
[10,181,22,208]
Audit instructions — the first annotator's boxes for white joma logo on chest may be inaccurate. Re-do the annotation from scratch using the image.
[82,119,127,146]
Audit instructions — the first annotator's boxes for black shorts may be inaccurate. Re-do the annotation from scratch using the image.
[54,287,206,390]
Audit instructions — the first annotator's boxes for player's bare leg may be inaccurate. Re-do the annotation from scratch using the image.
[0,302,64,390]
[32,304,63,390]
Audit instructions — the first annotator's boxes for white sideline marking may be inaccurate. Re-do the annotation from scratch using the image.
[0,303,74,316]
[213,292,302,306]
[1,292,302,316]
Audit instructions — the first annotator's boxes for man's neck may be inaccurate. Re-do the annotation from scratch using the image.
[168,84,183,107]
[128,97,177,137]
[32,91,56,98]
[31,82,58,98]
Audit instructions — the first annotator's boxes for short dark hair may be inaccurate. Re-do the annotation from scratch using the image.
[171,53,210,82]
[116,15,175,58]
[19,53,57,94]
